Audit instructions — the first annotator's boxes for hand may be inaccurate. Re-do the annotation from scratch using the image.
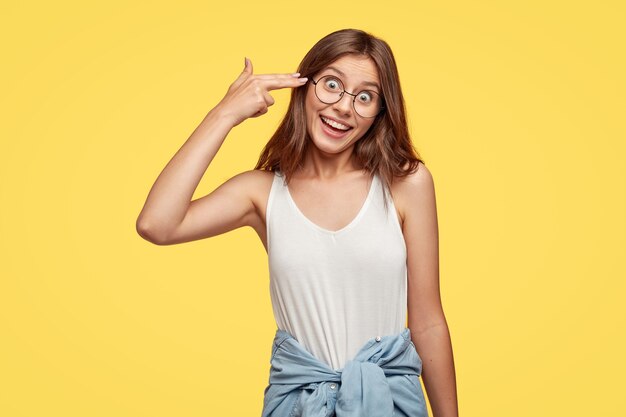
[214,57,308,128]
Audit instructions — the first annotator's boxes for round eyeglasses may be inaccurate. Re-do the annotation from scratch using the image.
[310,75,385,118]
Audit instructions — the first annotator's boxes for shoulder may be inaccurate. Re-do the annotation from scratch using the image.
[390,161,436,226]
[237,167,275,184]
[235,168,276,203]
[238,168,279,218]
[217,168,274,194]
[395,161,433,187]
[212,169,275,214]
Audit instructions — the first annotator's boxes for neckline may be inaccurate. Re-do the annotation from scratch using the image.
[281,172,377,235]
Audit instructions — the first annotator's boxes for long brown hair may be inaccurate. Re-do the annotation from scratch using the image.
[254,28,425,211]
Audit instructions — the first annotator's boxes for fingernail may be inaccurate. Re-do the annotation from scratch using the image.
[291,72,301,77]
[298,77,308,82]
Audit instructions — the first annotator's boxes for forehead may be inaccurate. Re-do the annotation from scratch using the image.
[318,55,380,89]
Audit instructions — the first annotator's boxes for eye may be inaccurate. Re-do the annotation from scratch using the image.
[324,77,342,91]
[357,91,373,103]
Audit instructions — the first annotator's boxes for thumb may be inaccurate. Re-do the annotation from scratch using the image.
[243,57,253,74]
[231,57,253,88]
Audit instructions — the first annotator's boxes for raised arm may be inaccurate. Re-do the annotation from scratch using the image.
[135,58,308,245]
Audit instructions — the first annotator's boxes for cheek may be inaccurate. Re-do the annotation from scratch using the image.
[306,92,319,112]
[355,119,376,138]
[305,97,322,126]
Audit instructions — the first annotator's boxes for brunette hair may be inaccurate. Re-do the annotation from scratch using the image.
[254,28,425,210]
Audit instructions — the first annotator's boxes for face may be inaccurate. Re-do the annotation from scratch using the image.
[304,54,381,155]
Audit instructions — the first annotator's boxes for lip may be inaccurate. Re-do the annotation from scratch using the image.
[319,115,352,139]
[320,114,353,129]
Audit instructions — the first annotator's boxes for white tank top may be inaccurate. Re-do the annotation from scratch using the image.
[266,169,408,371]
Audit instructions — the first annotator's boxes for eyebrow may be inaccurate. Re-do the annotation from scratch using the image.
[324,66,381,91]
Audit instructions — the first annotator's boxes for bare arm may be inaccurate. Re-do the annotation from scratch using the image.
[136,58,308,245]
[400,163,459,417]
[135,108,237,244]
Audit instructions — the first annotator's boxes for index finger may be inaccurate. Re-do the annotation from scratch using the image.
[263,76,309,91]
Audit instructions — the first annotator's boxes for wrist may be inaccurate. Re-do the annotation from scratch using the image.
[207,104,239,129]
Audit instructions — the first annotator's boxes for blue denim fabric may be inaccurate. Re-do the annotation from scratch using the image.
[261,327,428,417]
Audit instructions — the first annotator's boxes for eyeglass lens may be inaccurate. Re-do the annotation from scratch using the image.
[315,75,382,118]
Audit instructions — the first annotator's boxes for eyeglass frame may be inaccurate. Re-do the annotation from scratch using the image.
[309,74,385,118]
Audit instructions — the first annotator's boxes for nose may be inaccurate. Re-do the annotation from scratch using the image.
[332,93,353,116]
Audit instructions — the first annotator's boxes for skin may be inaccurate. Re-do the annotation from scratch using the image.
[136,55,459,417]
[303,54,379,169]
[274,55,382,233]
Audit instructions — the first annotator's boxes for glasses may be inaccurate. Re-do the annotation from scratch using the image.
[310,75,385,118]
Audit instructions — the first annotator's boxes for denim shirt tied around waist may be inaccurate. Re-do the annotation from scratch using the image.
[261,327,428,417]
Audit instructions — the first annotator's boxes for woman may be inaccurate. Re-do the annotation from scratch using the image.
[137,29,458,417]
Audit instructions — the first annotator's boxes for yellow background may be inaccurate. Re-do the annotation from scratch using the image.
[1,1,624,416]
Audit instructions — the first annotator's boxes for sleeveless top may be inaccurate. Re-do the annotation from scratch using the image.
[265,169,408,371]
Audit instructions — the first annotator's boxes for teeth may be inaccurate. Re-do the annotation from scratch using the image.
[321,116,350,131]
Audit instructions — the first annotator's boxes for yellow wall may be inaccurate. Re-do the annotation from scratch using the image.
[1,1,624,416]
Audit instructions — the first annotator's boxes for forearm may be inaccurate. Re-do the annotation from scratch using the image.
[136,107,235,241]
[411,323,459,417]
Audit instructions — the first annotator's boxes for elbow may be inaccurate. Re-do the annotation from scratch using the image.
[136,217,169,245]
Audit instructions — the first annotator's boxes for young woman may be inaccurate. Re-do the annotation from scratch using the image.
[137,29,458,417]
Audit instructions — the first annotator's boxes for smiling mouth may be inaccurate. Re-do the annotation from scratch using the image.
[320,115,353,132]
